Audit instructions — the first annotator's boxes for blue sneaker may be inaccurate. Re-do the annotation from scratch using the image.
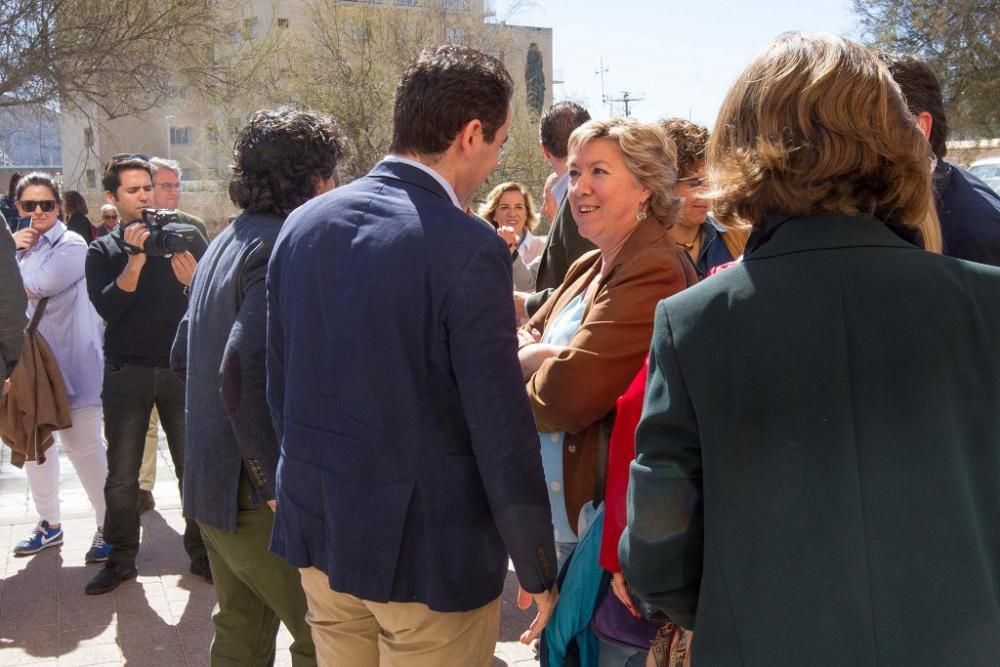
[13,520,63,556]
[85,530,112,563]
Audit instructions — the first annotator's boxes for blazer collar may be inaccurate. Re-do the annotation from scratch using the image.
[744,213,920,261]
[602,218,671,282]
[369,159,459,208]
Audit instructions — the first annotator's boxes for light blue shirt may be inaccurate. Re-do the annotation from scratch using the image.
[538,292,587,544]
[17,222,104,408]
[552,172,569,206]
[382,155,462,209]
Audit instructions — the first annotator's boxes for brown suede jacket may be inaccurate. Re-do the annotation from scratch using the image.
[523,218,696,533]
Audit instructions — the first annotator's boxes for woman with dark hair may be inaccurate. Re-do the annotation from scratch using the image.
[62,190,96,242]
[621,33,1000,664]
[2,172,23,232]
[10,172,109,563]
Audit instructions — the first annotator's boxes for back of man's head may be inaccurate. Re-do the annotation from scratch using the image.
[229,107,343,215]
[878,52,948,159]
[390,44,513,157]
[540,102,591,160]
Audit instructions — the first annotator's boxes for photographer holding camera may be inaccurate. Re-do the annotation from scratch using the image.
[84,155,210,595]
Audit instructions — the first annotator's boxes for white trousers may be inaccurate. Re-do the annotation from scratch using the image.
[23,405,108,528]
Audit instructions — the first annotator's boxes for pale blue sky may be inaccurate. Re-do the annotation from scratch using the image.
[494,0,859,128]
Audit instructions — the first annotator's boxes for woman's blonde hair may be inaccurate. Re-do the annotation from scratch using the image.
[709,32,941,252]
[567,118,680,226]
[478,181,539,232]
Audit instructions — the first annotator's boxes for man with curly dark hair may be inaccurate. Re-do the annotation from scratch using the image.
[170,107,343,665]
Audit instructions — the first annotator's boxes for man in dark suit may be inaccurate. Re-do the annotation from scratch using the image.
[880,53,1000,266]
[621,33,1000,665]
[171,108,343,665]
[515,102,595,320]
[267,45,557,665]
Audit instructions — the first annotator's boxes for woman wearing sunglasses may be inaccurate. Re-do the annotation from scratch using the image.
[11,172,110,564]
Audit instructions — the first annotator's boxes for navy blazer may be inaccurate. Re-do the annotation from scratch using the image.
[622,214,1000,664]
[172,212,286,531]
[935,159,1000,266]
[266,160,557,612]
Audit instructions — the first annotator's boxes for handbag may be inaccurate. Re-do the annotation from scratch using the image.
[590,583,663,650]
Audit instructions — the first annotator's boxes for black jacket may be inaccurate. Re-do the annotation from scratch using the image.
[935,159,1000,266]
[622,214,1000,665]
[85,223,207,367]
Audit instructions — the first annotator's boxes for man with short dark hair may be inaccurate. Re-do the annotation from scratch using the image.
[516,101,594,320]
[172,107,342,665]
[135,157,206,515]
[267,45,557,665]
[880,53,1000,266]
[83,156,209,595]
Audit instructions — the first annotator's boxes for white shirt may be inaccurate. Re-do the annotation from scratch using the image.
[382,155,462,210]
[17,222,105,408]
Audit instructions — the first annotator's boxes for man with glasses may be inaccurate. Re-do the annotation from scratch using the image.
[135,158,207,516]
[83,154,210,595]
[97,204,119,237]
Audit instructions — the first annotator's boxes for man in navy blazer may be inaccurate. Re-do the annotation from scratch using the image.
[881,53,1000,266]
[267,45,558,665]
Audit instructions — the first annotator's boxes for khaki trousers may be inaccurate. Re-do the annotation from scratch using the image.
[299,566,500,667]
[138,407,159,491]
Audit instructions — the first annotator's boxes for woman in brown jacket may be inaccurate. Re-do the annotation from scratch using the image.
[518,118,695,565]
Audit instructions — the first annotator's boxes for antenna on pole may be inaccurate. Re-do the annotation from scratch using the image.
[595,57,610,114]
[607,91,645,117]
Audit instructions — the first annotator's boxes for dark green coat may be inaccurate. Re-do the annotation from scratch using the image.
[621,213,1000,665]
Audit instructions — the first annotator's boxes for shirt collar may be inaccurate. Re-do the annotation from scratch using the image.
[40,221,67,246]
[383,155,462,209]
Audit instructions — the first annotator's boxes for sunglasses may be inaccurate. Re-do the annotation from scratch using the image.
[19,200,58,213]
[102,214,120,221]
[110,152,151,162]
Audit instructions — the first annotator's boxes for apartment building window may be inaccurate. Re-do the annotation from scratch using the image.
[277,17,289,28]
[170,127,191,145]
[396,0,417,5]
[85,169,97,190]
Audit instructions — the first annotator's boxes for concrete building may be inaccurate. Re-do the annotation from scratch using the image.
[58,0,553,228]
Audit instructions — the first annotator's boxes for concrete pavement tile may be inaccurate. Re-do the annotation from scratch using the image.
[58,623,119,652]
[118,641,187,666]
[177,628,213,655]
[55,642,123,666]
[181,647,210,666]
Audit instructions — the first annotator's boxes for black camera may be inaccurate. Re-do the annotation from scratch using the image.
[130,209,200,256]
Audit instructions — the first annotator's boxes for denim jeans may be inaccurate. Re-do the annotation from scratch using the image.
[101,360,205,567]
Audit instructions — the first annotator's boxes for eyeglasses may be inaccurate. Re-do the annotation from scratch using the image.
[102,214,120,221]
[110,152,151,162]
[155,182,182,191]
[19,200,57,213]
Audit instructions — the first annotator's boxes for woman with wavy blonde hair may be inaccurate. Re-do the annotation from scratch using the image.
[478,181,546,291]
[621,32,1000,665]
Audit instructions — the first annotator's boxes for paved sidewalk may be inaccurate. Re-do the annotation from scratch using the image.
[0,437,538,666]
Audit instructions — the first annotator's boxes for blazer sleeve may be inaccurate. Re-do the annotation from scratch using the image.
[619,302,703,629]
[220,242,279,501]
[448,237,557,594]
[526,250,687,434]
